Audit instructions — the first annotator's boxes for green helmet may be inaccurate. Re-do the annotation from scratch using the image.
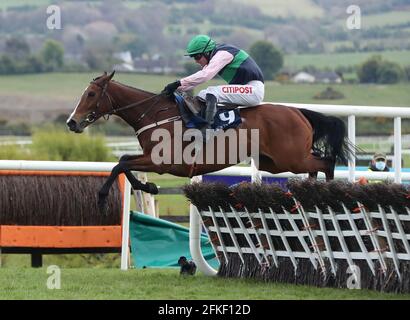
[185,35,216,56]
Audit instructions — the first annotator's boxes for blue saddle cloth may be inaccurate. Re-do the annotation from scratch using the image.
[174,94,242,130]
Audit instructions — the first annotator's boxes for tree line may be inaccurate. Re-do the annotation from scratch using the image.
[1,36,409,84]
[0,38,64,74]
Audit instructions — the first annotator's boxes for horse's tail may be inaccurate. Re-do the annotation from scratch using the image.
[299,108,353,165]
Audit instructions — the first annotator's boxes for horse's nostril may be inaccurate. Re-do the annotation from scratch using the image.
[67,119,77,131]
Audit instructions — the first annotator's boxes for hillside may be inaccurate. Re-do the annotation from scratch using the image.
[1,0,409,54]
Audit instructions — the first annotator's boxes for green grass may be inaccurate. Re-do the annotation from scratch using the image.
[0,267,409,300]
[334,10,410,30]
[0,125,115,161]
[128,174,189,217]
[263,83,410,107]
[146,173,190,216]
[1,73,409,109]
[233,0,324,18]
[404,155,410,167]
[285,50,410,69]
[1,253,121,268]
[0,73,177,99]
[147,173,190,188]
[0,0,52,9]
[360,11,410,28]
[155,194,190,216]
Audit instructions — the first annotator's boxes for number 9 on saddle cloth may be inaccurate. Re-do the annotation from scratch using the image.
[174,92,242,131]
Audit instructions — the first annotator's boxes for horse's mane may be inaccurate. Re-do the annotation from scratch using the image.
[92,74,157,96]
[111,80,156,96]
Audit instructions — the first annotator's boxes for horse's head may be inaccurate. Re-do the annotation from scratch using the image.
[67,71,115,133]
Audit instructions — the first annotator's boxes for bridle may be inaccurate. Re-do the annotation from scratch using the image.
[84,80,165,125]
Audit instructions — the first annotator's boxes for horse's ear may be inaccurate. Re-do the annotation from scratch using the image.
[108,70,115,80]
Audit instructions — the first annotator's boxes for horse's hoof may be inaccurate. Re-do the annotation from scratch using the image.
[145,182,159,195]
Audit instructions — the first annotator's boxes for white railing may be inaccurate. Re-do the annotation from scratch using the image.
[271,103,410,184]
[205,166,410,181]
[0,160,116,172]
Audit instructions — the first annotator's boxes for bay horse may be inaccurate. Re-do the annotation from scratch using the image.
[67,71,352,213]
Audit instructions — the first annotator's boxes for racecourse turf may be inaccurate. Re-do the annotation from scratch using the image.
[0,267,409,300]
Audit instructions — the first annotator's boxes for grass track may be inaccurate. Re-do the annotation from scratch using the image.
[1,268,409,300]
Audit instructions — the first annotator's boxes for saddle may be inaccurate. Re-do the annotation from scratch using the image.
[174,92,242,131]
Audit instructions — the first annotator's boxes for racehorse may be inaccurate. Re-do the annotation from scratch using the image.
[67,71,352,213]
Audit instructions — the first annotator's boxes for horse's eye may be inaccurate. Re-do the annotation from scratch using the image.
[88,91,96,97]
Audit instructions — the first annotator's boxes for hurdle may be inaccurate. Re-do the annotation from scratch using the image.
[186,179,410,292]
[189,167,410,277]
[0,160,131,269]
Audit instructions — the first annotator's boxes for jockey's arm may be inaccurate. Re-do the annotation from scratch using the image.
[178,51,234,92]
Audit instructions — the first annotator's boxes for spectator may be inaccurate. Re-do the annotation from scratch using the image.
[368,153,390,172]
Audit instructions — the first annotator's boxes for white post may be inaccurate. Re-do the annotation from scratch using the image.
[136,172,157,217]
[251,158,261,183]
[348,115,356,182]
[120,179,132,270]
[394,117,402,184]
[189,175,217,276]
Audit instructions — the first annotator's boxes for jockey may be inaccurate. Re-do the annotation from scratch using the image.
[162,34,265,131]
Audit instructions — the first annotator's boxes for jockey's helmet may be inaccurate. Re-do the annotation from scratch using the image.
[185,35,216,56]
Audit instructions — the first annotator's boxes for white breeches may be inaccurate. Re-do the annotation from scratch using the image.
[197,80,264,107]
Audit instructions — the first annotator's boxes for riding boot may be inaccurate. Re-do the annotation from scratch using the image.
[205,93,217,126]
[200,93,217,141]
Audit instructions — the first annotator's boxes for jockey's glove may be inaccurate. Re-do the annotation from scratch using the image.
[162,80,181,97]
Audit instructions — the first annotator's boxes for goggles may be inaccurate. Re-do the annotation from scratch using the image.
[190,53,203,61]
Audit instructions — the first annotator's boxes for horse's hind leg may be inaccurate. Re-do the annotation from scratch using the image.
[118,155,159,194]
[123,170,159,194]
[98,162,124,214]
[292,155,335,181]
[307,157,335,181]
[324,159,336,181]
[98,155,159,215]
[259,155,323,180]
